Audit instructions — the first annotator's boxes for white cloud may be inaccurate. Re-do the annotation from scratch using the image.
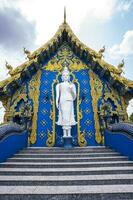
[0,0,118,82]
[108,30,133,59]
[117,0,133,12]
[0,47,26,81]
[86,0,117,21]
[0,0,119,62]
[127,99,133,117]
[14,0,117,45]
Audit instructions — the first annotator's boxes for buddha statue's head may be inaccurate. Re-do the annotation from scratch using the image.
[61,67,70,82]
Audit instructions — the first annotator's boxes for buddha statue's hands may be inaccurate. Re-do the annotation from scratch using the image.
[68,83,76,100]
[68,83,73,91]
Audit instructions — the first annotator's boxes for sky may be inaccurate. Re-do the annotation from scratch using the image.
[0,0,133,122]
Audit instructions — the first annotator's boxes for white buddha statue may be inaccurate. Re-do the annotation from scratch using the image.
[56,67,77,138]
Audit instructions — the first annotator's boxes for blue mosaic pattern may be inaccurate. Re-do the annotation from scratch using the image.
[35,70,57,146]
[74,70,96,146]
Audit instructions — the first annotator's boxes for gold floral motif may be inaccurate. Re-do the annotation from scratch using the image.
[28,70,41,144]
[90,70,102,144]
[78,131,87,147]
[46,130,55,147]
[45,62,62,71]
[11,86,27,103]
[10,85,27,113]
[104,84,123,114]
[104,92,121,112]
[69,63,87,71]
[3,85,27,121]
[43,44,88,72]
[50,110,54,120]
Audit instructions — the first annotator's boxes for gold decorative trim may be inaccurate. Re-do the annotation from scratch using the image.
[104,92,121,112]
[120,96,128,120]
[10,85,27,113]
[46,73,60,147]
[3,85,27,121]
[44,43,88,72]
[71,72,87,147]
[46,129,55,147]
[89,70,102,144]
[28,70,41,144]
[2,97,11,122]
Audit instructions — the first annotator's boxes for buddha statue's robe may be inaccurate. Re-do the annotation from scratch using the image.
[56,81,77,126]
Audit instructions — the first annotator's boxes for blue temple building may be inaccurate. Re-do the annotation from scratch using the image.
[1,11,133,199]
[0,17,133,148]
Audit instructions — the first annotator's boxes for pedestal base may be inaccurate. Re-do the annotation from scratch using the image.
[63,136,72,148]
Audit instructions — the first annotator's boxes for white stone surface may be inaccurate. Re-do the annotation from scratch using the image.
[8,156,126,160]
[0,185,133,194]
[15,152,120,156]
[0,166,133,172]
[1,160,132,165]
[1,174,133,181]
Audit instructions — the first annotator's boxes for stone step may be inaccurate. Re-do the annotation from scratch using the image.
[0,166,133,172]
[1,193,133,200]
[27,146,106,149]
[21,148,113,154]
[1,169,133,176]
[0,161,133,168]
[0,185,133,195]
[14,152,120,158]
[1,174,133,181]
[0,147,133,199]
[0,166,133,176]
[1,173,133,186]
[1,178,133,186]
[7,156,128,163]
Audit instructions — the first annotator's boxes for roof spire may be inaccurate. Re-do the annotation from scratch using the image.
[64,6,66,23]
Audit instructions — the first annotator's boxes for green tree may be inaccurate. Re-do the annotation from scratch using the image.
[129,113,133,122]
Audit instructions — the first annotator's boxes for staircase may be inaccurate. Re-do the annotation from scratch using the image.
[0,146,133,200]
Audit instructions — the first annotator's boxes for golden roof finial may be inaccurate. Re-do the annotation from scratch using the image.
[64,6,66,23]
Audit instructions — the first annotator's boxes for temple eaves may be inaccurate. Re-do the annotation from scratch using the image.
[0,15,133,96]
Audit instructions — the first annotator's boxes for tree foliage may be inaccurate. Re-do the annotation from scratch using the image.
[129,113,133,122]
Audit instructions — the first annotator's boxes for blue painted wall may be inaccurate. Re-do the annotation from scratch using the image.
[104,130,133,160]
[34,69,96,147]
[0,131,28,163]
[35,70,57,146]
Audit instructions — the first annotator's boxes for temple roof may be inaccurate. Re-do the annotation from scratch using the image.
[0,21,133,99]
